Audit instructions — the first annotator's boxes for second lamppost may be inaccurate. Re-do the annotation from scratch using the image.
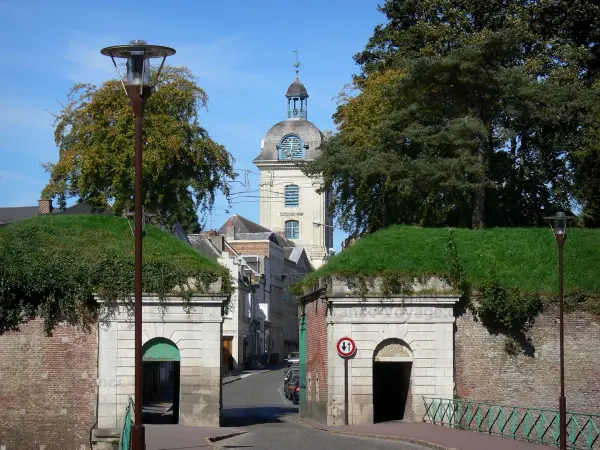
[544,211,574,450]
[101,40,176,450]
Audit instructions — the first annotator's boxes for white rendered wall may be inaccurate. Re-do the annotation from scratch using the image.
[326,296,457,426]
[97,296,226,430]
[259,167,332,268]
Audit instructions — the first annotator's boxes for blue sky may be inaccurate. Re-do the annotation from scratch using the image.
[0,0,384,250]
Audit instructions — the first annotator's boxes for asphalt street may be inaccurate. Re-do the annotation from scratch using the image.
[218,367,427,450]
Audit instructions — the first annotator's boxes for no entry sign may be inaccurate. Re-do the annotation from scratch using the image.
[337,337,357,358]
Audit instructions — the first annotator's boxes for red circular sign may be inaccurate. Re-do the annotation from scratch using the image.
[337,337,357,358]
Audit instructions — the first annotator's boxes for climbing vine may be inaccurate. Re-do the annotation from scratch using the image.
[292,225,600,356]
[0,215,233,335]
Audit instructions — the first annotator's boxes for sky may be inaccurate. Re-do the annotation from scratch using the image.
[0,0,385,251]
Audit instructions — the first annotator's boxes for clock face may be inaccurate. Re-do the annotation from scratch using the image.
[280,135,305,160]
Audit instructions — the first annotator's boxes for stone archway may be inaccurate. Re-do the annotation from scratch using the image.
[372,339,413,423]
[142,337,181,424]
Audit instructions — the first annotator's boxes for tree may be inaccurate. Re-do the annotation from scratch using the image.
[42,66,235,233]
[305,0,600,235]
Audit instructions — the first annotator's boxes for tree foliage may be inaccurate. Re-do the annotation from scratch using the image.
[43,66,235,233]
[305,0,600,235]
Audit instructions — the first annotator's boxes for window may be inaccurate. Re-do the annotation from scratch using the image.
[285,220,300,239]
[285,184,299,207]
[279,134,305,160]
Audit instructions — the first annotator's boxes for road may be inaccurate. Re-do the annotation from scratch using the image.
[218,367,427,450]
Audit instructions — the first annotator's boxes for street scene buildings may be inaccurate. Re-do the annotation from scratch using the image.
[1,2,600,450]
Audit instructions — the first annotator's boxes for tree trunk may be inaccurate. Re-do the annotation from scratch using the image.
[472,187,485,228]
[472,125,492,229]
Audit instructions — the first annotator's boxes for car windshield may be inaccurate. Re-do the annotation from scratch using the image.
[291,352,299,358]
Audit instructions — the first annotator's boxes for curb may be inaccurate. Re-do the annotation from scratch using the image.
[286,416,458,450]
[222,376,242,385]
[330,430,459,450]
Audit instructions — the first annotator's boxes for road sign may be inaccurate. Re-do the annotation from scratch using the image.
[337,337,357,358]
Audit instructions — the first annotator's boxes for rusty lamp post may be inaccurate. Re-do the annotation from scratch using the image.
[544,210,574,450]
[101,40,175,450]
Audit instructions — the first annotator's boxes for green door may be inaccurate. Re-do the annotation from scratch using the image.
[299,311,307,414]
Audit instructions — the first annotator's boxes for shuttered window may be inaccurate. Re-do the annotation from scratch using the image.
[285,185,299,207]
[279,134,305,160]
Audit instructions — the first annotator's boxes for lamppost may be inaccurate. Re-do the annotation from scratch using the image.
[101,40,175,450]
[544,210,574,450]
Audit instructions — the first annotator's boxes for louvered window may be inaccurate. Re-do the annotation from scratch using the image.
[285,220,300,239]
[279,134,305,160]
[285,185,299,207]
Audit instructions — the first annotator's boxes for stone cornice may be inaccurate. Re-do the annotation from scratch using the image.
[328,296,459,306]
[254,163,308,171]
[96,295,229,305]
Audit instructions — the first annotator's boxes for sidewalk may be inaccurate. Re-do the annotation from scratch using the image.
[145,424,246,450]
[291,416,549,450]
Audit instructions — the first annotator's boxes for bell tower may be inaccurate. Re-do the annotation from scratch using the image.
[253,53,333,268]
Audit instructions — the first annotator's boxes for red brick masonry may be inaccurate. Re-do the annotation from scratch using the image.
[0,319,98,450]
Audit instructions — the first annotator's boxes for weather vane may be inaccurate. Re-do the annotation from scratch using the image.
[293,49,300,78]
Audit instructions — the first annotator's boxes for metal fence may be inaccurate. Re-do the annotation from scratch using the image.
[119,397,134,450]
[422,397,600,449]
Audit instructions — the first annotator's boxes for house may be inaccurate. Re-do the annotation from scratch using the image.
[189,214,310,369]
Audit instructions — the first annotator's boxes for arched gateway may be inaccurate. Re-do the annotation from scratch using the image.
[142,338,181,424]
[373,339,413,423]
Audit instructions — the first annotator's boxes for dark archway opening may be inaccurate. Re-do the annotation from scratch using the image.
[142,361,180,424]
[141,337,181,425]
[373,361,412,423]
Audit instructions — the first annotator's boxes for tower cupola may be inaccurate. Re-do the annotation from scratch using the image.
[286,50,308,119]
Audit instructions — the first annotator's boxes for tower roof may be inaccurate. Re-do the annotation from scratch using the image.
[286,79,309,98]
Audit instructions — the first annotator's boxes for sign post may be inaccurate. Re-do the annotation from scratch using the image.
[336,337,357,425]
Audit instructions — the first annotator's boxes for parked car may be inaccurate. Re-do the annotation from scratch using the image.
[286,374,299,400]
[284,362,299,381]
[285,351,300,367]
[292,378,300,405]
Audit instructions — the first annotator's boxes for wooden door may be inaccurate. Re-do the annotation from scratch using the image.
[222,336,233,365]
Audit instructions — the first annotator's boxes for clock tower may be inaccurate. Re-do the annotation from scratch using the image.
[253,62,333,269]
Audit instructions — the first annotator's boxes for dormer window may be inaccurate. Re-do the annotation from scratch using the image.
[279,134,305,160]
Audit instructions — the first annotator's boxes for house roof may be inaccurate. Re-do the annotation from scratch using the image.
[188,234,221,261]
[275,233,296,248]
[56,202,113,215]
[218,214,271,235]
[0,206,39,226]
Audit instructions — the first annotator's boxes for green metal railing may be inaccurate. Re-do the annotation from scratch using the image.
[119,397,134,450]
[423,397,600,449]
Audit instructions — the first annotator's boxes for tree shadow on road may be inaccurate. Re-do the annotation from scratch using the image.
[222,406,298,427]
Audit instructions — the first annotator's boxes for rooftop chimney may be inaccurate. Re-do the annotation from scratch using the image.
[226,226,235,239]
[38,199,53,214]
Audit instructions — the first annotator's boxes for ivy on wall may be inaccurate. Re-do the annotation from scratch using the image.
[0,215,233,335]
[293,225,600,356]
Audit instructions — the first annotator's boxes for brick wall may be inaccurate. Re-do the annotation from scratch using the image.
[228,241,269,256]
[455,309,600,413]
[0,319,98,450]
[303,297,328,423]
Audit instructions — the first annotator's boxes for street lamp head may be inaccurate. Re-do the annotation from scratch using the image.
[544,211,575,239]
[100,40,176,88]
[313,221,321,228]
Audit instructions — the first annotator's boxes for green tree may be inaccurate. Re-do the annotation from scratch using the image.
[42,66,234,233]
[305,0,600,235]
